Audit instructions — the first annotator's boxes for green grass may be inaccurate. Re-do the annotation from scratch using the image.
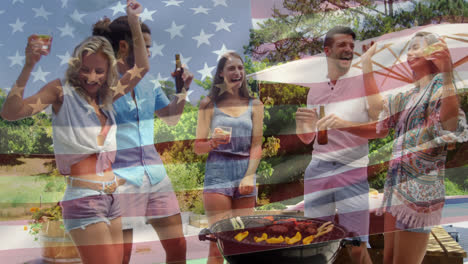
[0,175,63,208]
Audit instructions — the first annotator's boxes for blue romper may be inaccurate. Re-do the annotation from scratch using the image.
[204,99,256,198]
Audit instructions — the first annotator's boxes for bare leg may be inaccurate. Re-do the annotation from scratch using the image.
[204,193,233,264]
[232,196,255,217]
[69,218,123,264]
[383,213,396,264]
[149,213,187,264]
[122,229,133,264]
[347,242,372,264]
[392,231,429,264]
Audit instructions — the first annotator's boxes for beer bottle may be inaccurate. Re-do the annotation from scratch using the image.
[317,105,328,145]
[172,54,184,93]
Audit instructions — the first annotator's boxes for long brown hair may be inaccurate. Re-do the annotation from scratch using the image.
[207,52,253,104]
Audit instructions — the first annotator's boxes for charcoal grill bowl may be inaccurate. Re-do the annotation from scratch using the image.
[199,215,351,264]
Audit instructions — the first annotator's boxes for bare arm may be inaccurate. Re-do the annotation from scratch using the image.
[155,67,194,126]
[194,97,215,155]
[361,43,384,121]
[430,39,460,132]
[438,76,460,131]
[295,107,317,144]
[239,99,264,195]
[1,35,61,121]
[111,0,149,102]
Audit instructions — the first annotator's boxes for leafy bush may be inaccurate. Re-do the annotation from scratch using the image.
[256,202,287,211]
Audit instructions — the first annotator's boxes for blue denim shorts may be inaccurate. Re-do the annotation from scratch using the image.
[61,187,121,232]
[204,152,256,199]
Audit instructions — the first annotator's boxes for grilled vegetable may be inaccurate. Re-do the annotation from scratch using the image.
[234,231,249,242]
[285,232,302,245]
[266,235,284,244]
[303,235,315,245]
[254,233,268,243]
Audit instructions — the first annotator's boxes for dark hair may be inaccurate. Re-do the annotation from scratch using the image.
[323,26,356,48]
[92,16,150,62]
[206,52,252,106]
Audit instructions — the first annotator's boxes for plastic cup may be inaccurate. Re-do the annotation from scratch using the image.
[37,34,52,53]
[214,126,232,144]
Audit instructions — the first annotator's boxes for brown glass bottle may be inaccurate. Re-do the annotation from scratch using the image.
[172,54,184,93]
[317,105,328,145]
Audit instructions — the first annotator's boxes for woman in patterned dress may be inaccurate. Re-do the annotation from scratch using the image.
[363,31,467,264]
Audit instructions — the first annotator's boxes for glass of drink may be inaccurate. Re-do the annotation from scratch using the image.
[213,126,232,144]
[37,34,52,53]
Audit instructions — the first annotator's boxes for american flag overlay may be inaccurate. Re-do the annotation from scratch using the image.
[1,1,468,263]
[1,0,252,102]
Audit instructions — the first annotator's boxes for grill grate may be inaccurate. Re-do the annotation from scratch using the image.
[210,214,348,248]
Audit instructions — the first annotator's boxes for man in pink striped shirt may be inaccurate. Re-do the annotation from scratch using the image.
[296,26,377,264]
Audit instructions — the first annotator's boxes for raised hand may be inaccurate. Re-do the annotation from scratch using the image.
[361,41,377,73]
[25,35,49,67]
[426,38,453,74]
[181,65,194,91]
[126,0,143,18]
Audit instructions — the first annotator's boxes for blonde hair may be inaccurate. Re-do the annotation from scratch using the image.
[65,36,118,110]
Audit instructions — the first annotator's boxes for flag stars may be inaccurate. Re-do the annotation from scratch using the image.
[216,83,233,95]
[128,66,145,80]
[163,0,183,7]
[70,9,86,24]
[165,21,184,39]
[140,8,157,22]
[212,18,233,32]
[149,42,165,58]
[31,66,50,83]
[179,54,192,68]
[175,92,187,104]
[150,73,169,89]
[191,5,210,15]
[57,23,75,38]
[8,51,25,67]
[9,18,26,34]
[212,0,228,7]
[57,51,72,66]
[197,63,215,81]
[192,29,214,48]
[12,0,24,4]
[28,98,48,114]
[32,5,52,20]
[111,81,128,96]
[109,1,126,16]
[60,0,69,8]
[84,104,95,116]
[7,84,24,98]
[127,99,136,111]
[213,44,234,61]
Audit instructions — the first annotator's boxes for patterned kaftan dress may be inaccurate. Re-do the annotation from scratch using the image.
[377,73,467,229]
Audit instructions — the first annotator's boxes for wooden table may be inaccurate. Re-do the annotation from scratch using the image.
[423,226,467,264]
[335,226,467,264]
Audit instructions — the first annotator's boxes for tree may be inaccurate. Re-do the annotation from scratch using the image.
[245,0,371,62]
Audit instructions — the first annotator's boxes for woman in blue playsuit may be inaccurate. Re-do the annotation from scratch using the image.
[194,52,264,264]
